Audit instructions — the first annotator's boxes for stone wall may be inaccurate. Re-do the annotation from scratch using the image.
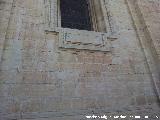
[0,0,160,120]
[138,0,160,58]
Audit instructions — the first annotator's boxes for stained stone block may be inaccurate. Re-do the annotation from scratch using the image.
[136,96,147,105]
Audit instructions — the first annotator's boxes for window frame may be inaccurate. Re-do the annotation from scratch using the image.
[44,0,117,52]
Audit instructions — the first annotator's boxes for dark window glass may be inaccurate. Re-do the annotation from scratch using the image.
[60,0,92,31]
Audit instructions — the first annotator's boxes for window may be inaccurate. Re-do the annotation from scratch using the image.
[60,0,107,32]
[60,0,92,31]
[45,0,115,52]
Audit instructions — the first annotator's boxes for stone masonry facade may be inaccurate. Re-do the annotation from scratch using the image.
[0,0,160,120]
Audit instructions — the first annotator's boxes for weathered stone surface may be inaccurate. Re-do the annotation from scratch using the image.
[0,0,160,119]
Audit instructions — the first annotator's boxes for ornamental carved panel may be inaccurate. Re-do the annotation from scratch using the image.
[58,28,111,51]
